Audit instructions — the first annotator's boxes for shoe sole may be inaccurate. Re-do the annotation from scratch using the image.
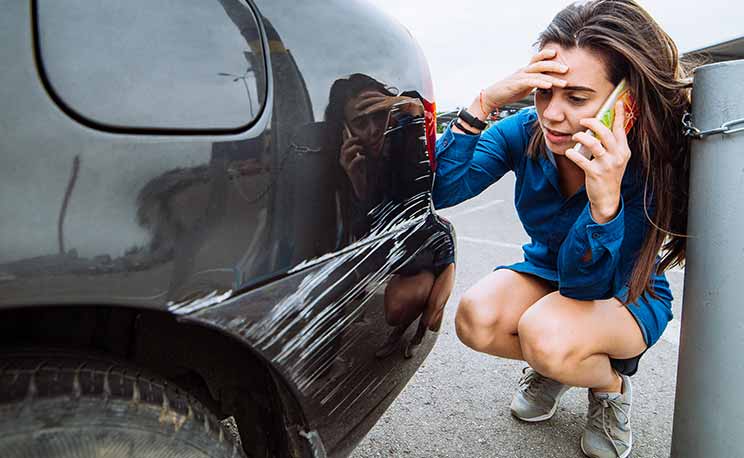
[511,384,571,422]
[580,431,632,458]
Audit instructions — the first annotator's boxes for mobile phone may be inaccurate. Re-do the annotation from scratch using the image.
[343,123,353,140]
[575,78,637,159]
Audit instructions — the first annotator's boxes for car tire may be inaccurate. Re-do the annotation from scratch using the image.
[0,349,248,458]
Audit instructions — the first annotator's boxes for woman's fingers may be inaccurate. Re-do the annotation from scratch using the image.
[526,77,553,90]
[572,131,608,160]
[611,100,630,150]
[518,74,566,93]
[525,59,569,76]
[529,47,557,64]
[355,94,390,112]
[356,94,409,114]
[341,136,361,150]
[340,142,363,164]
[529,73,568,88]
[348,153,366,169]
[578,118,616,153]
[565,146,593,171]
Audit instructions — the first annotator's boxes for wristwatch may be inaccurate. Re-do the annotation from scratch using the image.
[457,107,487,131]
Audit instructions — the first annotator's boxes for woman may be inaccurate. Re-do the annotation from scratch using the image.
[433,1,690,457]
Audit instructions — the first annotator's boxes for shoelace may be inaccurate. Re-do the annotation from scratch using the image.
[518,368,549,401]
[588,395,630,457]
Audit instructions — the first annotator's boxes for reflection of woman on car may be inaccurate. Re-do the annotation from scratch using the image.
[325,74,400,244]
[325,74,455,357]
[434,1,690,456]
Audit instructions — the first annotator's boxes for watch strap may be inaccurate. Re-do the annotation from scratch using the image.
[457,108,487,131]
[454,120,479,135]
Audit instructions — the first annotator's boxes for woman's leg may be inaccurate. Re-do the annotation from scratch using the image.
[383,271,436,326]
[376,271,436,358]
[517,291,647,391]
[455,270,555,360]
[421,263,456,332]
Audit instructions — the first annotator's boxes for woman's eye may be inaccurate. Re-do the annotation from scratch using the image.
[569,96,588,104]
[535,88,551,96]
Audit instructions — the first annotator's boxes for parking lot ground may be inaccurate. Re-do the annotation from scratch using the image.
[352,174,683,458]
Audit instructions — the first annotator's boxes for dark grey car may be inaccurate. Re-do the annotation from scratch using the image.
[0,1,456,456]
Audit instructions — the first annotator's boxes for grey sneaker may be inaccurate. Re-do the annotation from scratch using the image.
[581,374,633,458]
[510,367,570,422]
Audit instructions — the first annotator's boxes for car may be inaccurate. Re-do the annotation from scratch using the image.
[0,0,456,457]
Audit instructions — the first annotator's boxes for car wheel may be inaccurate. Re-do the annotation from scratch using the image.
[0,350,248,458]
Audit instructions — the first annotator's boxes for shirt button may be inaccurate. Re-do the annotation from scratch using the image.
[592,233,600,239]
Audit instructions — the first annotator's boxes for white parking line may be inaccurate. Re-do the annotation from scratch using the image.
[458,235,523,250]
[447,200,505,218]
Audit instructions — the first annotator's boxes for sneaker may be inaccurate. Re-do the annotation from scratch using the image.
[581,374,633,458]
[510,367,570,422]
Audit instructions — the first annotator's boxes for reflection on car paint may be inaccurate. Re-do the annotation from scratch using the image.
[173,74,456,451]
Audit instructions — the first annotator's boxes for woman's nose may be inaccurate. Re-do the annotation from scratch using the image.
[366,120,383,139]
[542,99,565,122]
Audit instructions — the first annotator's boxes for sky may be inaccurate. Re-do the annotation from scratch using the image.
[368,0,742,111]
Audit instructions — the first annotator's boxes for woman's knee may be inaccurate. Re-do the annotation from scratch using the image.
[384,274,432,325]
[455,289,511,351]
[518,306,577,378]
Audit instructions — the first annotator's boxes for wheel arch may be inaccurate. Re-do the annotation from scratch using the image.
[0,304,312,458]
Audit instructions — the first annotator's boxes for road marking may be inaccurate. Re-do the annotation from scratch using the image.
[445,200,505,218]
[660,318,681,347]
[458,235,523,250]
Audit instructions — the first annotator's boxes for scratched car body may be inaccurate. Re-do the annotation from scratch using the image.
[0,1,455,457]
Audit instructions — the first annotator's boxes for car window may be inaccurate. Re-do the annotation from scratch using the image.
[35,0,267,133]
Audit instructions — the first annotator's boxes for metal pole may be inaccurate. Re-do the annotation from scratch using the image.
[672,59,744,457]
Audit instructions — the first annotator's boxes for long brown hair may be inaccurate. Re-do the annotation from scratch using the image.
[528,0,692,303]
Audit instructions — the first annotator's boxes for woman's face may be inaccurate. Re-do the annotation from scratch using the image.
[344,90,388,158]
[534,44,616,155]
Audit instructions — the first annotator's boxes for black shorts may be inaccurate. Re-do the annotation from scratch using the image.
[610,350,646,377]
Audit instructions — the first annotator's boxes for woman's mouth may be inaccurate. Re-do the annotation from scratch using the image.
[543,126,572,144]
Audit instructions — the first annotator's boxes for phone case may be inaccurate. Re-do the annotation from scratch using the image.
[575,78,637,159]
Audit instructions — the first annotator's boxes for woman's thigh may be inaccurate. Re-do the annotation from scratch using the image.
[519,292,647,361]
[457,269,555,335]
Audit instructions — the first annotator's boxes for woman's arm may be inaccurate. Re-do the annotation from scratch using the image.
[433,49,568,209]
[432,115,519,209]
[557,199,625,299]
[557,187,651,300]
[558,100,640,299]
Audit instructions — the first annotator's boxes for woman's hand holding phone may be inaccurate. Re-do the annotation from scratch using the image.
[340,126,368,199]
[565,100,632,224]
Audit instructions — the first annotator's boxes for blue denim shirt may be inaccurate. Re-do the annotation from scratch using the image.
[433,107,671,302]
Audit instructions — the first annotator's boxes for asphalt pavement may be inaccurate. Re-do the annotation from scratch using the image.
[351,174,684,458]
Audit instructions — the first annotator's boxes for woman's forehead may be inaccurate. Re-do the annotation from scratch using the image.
[542,44,612,90]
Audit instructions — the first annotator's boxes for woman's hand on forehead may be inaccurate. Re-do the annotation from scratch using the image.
[480,48,569,110]
[354,93,418,117]
[539,46,571,75]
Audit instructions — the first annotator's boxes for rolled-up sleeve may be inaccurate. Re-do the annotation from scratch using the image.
[557,198,625,300]
[432,114,524,209]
